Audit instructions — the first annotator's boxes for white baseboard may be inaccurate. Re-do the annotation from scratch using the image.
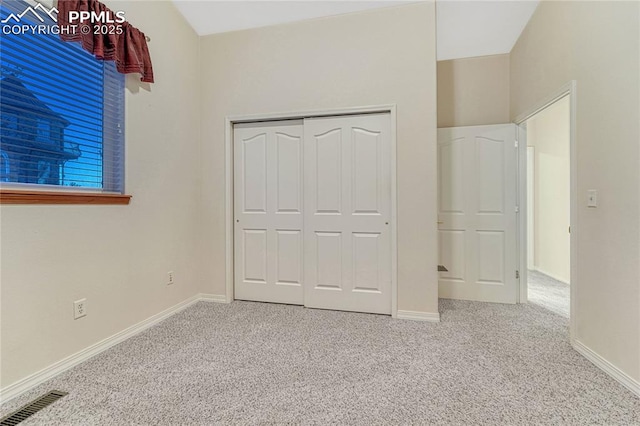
[572,339,640,398]
[397,310,440,322]
[7,295,637,406]
[2,298,441,404]
[199,293,229,303]
[0,294,206,404]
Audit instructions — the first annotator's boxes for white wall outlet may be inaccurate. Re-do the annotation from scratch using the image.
[587,189,598,208]
[167,271,174,285]
[74,298,87,319]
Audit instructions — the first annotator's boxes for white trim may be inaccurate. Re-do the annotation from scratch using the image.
[199,293,229,303]
[226,105,398,124]
[396,310,440,322]
[513,81,575,124]
[225,117,234,304]
[514,81,577,343]
[0,293,230,404]
[572,340,640,398]
[516,123,528,303]
[389,109,398,318]
[225,105,399,317]
[1,295,199,404]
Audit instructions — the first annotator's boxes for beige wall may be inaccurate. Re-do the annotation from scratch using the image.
[0,1,202,387]
[511,1,640,381]
[527,96,570,283]
[437,54,510,127]
[5,0,636,397]
[199,3,439,314]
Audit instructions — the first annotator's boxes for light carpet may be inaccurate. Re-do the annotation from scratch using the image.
[528,270,570,318]
[2,299,639,425]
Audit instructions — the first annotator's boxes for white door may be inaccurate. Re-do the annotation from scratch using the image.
[234,120,304,305]
[438,124,518,304]
[303,114,392,314]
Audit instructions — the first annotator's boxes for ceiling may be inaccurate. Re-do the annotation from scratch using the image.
[435,0,539,60]
[172,0,539,61]
[172,1,414,36]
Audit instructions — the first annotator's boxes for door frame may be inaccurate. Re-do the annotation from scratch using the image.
[526,146,535,269]
[514,81,577,342]
[224,105,399,317]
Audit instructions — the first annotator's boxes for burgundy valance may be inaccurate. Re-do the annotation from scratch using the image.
[57,0,154,83]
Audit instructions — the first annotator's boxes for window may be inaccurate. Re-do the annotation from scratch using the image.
[0,150,10,182]
[0,0,125,195]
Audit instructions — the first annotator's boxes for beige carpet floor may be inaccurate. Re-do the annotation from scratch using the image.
[528,269,570,318]
[2,299,639,425]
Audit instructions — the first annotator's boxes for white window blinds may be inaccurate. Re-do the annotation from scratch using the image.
[0,0,125,192]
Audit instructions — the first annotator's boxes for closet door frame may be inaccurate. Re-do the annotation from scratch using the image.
[224,105,398,317]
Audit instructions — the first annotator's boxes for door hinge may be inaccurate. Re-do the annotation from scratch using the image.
[515,140,519,148]
[516,270,520,279]
[515,206,520,213]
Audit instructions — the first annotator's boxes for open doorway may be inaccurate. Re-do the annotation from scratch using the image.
[523,95,571,317]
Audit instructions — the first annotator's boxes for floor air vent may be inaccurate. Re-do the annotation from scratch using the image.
[0,390,68,425]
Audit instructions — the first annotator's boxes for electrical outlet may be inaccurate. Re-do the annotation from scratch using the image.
[74,298,87,319]
[167,271,174,285]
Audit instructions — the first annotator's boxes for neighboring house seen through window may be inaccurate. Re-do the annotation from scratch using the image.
[0,0,125,192]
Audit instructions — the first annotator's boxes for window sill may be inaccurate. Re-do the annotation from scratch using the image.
[0,189,131,205]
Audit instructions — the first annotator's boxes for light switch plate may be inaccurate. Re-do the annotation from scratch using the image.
[587,190,597,207]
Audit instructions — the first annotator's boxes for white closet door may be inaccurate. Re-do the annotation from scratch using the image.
[438,124,518,304]
[303,114,392,314]
[234,120,304,305]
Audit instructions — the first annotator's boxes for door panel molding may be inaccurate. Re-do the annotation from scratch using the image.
[303,113,392,315]
[234,121,305,305]
[438,124,518,304]
[225,105,398,317]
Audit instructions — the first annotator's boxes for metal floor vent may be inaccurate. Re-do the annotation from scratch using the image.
[0,391,68,426]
